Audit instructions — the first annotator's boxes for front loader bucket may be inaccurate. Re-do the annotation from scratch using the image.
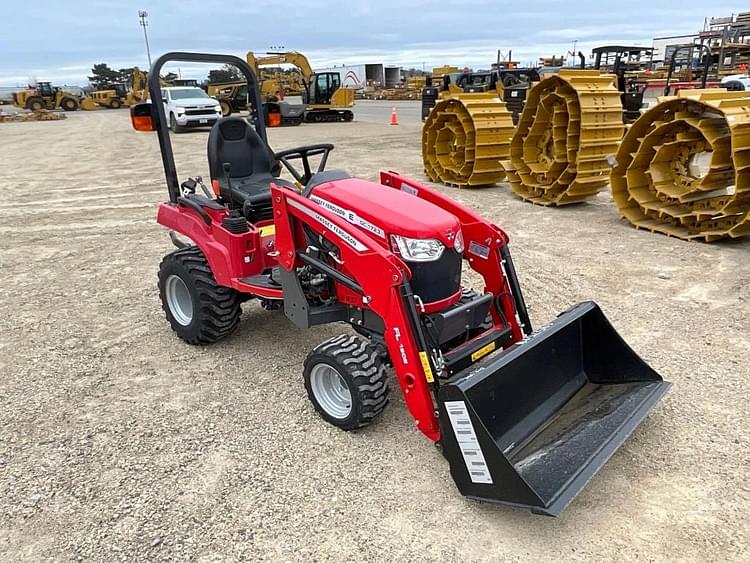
[438,301,670,516]
[80,97,98,111]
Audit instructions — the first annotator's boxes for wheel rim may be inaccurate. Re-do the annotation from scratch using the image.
[165,275,193,326]
[310,364,352,419]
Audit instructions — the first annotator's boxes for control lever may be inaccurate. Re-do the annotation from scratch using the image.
[194,176,213,198]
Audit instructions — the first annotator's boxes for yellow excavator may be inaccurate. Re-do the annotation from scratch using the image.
[125,67,149,106]
[12,82,95,111]
[246,51,354,122]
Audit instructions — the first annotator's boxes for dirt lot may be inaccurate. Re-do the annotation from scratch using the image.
[1,106,748,561]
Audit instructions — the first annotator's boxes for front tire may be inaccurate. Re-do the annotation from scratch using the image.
[169,112,184,133]
[304,335,389,430]
[220,100,232,116]
[27,97,44,111]
[157,246,241,344]
[109,98,122,109]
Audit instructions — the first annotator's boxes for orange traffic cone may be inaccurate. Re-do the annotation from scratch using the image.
[390,106,399,125]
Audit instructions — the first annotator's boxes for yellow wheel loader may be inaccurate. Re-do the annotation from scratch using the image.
[12,82,82,112]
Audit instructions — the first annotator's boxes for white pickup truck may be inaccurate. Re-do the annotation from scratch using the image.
[161,86,222,132]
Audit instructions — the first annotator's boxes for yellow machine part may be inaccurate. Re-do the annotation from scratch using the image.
[503,69,624,205]
[422,92,515,187]
[611,89,750,242]
[0,110,66,123]
[80,96,98,110]
[330,87,354,108]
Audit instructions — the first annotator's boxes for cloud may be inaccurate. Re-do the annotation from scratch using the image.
[0,0,739,85]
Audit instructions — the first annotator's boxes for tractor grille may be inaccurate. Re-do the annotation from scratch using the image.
[185,107,216,116]
[408,248,462,304]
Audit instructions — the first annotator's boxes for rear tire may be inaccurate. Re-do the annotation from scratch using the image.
[60,97,78,111]
[220,100,232,116]
[723,80,745,91]
[157,246,241,344]
[304,335,389,430]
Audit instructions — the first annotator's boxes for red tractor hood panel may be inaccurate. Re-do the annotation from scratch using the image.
[309,178,461,246]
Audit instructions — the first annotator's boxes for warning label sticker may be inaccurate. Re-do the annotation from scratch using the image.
[444,400,493,484]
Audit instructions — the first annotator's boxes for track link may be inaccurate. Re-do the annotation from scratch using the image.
[611,89,750,241]
[422,93,515,187]
[503,69,624,205]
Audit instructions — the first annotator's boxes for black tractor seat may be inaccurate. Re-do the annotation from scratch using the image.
[207,117,352,221]
[207,117,295,222]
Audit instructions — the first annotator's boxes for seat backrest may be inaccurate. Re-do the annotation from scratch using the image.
[207,117,274,186]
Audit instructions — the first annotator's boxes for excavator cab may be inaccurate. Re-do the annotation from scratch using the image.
[306,72,342,105]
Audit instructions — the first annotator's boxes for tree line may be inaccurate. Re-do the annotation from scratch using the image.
[88,63,249,89]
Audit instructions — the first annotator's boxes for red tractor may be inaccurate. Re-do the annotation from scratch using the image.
[131,53,670,516]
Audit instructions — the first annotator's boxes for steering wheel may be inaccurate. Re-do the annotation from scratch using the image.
[274,144,335,185]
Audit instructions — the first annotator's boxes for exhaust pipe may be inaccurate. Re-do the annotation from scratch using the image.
[438,301,670,516]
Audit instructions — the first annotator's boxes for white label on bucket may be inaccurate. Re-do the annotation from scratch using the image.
[444,401,493,484]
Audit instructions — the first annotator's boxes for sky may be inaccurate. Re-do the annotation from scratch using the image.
[0,1,743,86]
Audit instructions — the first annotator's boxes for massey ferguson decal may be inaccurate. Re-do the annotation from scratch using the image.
[310,195,386,239]
[287,199,368,251]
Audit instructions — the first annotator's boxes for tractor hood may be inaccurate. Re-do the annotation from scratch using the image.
[308,178,462,248]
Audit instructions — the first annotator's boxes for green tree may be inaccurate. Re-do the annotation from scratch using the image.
[207,65,242,84]
[88,63,122,89]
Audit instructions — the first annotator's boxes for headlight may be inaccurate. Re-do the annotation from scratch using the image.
[390,234,445,262]
[214,105,221,112]
[453,230,464,254]
[175,106,185,113]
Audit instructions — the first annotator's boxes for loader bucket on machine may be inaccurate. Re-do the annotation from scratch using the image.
[80,96,98,111]
[438,302,670,516]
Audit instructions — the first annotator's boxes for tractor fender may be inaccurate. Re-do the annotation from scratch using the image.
[156,203,235,287]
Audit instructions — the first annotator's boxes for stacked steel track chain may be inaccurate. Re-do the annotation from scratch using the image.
[503,69,624,205]
[611,89,750,241]
[422,93,515,187]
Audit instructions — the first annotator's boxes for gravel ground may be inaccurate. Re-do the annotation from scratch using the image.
[0,106,748,561]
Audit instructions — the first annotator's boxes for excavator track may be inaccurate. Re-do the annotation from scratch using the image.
[611,89,750,241]
[422,93,515,187]
[503,69,624,205]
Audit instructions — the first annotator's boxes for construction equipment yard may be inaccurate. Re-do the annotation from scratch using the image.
[1,103,748,560]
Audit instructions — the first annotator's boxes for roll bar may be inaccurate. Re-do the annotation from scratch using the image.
[147,52,267,203]
[664,45,712,96]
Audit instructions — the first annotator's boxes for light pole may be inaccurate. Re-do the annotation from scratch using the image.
[138,10,152,67]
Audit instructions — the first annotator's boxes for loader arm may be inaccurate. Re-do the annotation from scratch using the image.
[272,184,449,440]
